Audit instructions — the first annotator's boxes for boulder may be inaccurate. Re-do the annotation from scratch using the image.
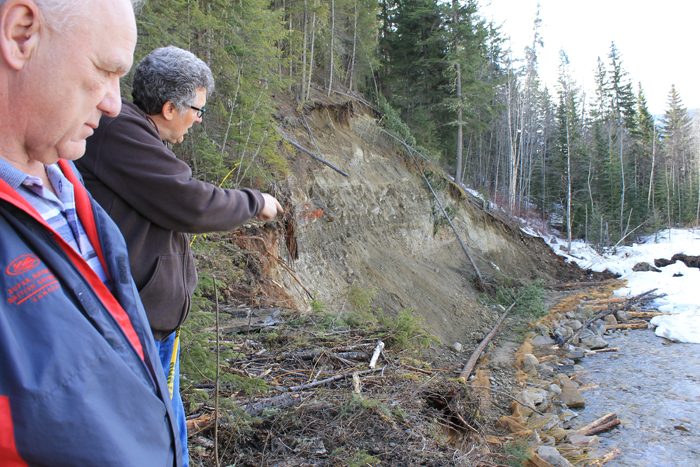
[537,446,574,467]
[568,433,599,447]
[604,314,618,326]
[522,353,539,367]
[632,262,661,272]
[580,335,609,350]
[516,388,549,410]
[615,310,631,322]
[532,335,555,346]
[529,414,560,431]
[556,375,585,408]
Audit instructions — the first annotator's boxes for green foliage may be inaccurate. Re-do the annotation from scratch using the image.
[135,0,289,190]
[346,284,377,313]
[431,203,457,236]
[489,280,546,318]
[378,308,440,350]
[310,294,328,314]
[346,450,381,467]
[500,438,532,467]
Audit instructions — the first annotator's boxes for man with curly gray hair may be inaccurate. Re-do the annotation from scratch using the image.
[77,45,282,466]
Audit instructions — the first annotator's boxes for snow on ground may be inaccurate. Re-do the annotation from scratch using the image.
[548,229,700,344]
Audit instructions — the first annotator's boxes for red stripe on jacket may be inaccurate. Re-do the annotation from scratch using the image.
[0,396,28,466]
[0,167,144,360]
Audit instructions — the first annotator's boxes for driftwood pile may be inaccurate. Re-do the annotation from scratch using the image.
[182,311,503,467]
[494,279,663,467]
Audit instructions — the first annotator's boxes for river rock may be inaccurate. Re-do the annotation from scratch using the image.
[556,375,585,408]
[568,319,583,331]
[537,446,574,467]
[516,388,548,410]
[580,335,609,349]
[632,261,661,272]
[615,310,631,322]
[530,413,561,431]
[538,363,556,378]
[450,342,463,352]
[568,433,599,447]
[547,384,562,396]
[532,334,555,346]
[522,353,539,367]
[604,314,618,326]
[578,328,594,339]
[550,427,568,441]
[555,326,572,339]
[566,349,585,360]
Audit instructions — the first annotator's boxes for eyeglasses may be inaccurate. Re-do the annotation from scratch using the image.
[190,105,206,118]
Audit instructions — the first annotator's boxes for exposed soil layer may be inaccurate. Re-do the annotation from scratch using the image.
[276,97,614,349]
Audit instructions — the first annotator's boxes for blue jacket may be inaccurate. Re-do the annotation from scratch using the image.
[0,160,181,466]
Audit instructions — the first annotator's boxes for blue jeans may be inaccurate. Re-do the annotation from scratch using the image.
[154,331,189,467]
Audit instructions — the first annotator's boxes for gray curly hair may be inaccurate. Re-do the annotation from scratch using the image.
[0,0,143,31]
[132,46,215,116]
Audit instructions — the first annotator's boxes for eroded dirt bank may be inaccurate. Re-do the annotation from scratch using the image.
[278,97,600,347]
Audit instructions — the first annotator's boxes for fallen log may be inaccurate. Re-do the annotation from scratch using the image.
[576,412,620,436]
[369,341,384,369]
[547,279,622,289]
[458,301,517,383]
[286,367,383,392]
[604,322,648,330]
[241,392,304,416]
[563,289,659,346]
[586,347,619,355]
[523,454,556,467]
[627,311,669,319]
[187,413,214,431]
[589,449,622,466]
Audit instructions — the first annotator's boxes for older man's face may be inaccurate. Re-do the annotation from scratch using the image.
[20,0,137,163]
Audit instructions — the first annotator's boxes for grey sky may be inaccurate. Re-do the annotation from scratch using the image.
[479,0,699,115]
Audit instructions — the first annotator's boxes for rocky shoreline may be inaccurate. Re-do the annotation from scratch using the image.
[491,283,667,466]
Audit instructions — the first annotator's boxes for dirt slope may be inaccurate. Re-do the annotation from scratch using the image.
[275,96,595,348]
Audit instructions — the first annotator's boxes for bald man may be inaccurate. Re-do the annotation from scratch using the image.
[0,0,180,465]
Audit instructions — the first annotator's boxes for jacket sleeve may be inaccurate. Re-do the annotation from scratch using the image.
[84,110,264,234]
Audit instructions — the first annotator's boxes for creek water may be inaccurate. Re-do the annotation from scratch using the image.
[575,329,700,466]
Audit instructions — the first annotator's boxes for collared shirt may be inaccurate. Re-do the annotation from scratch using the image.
[0,158,111,288]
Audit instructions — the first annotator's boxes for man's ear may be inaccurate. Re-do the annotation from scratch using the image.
[0,0,42,71]
[161,102,176,121]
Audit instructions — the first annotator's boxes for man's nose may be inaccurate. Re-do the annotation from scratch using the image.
[97,78,122,118]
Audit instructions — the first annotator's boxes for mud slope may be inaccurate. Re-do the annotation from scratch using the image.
[277,97,592,347]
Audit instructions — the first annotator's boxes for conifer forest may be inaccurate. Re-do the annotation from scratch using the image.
[135,0,700,248]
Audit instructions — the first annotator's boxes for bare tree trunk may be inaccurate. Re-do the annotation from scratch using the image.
[301,0,308,100]
[506,73,520,213]
[647,126,656,211]
[288,0,293,82]
[348,0,358,92]
[305,3,317,102]
[566,113,573,253]
[619,124,626,237]
[327,0,334,97]
[452,0,463,185]
[455,62,463,185]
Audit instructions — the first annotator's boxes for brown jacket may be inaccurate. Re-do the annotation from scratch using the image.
[77,99,264,340]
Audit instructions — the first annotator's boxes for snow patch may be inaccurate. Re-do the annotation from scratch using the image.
[549,229,700,344]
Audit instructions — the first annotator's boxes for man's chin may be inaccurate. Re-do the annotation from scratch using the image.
[57,140,88,161]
